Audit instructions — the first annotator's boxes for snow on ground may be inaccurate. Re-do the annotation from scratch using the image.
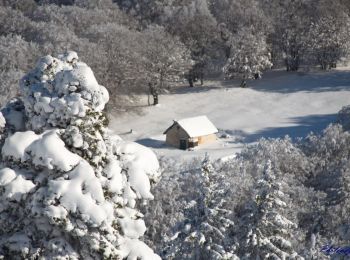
[110,68,350,160]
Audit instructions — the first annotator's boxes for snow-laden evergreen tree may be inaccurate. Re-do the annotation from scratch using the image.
[165,0,219,86]
[270,0,312,71]
[141,25,193,105]
[0,52,161,259]
[308,14,350,70]
[223,29,272,87]
[238,160,302,259]
[164,154,238,259]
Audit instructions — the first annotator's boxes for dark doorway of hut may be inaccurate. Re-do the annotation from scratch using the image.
[180,139,187,150]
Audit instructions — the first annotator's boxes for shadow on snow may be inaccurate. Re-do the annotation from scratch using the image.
[135,138,174,149]
[250,70,350,93]
[229,113,338,143]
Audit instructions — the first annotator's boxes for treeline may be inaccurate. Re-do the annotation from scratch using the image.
[0,0,350,107]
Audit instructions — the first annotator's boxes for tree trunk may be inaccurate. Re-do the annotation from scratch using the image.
[188,70,194,87]
[200,69,204,86]
[188,76,194,87]
[149,83,158,106]
[153,93,158,105]
[200,48,205,86]
[285,49,300,71]
[240,79,247,88]
[225,45,231,59]
[292,52,300,71]
[285,57,292,71]
[286,59,299,71]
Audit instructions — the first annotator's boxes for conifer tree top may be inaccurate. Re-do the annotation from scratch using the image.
[19,51,109,131]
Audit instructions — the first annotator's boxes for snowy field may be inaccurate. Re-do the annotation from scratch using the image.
[110,67,350,160]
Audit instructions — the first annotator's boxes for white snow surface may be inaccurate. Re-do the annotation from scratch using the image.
[117,142,160,199]
[103,159,124,194]
[0,168,35,202]
[2,130,80,171]
[111,68,350,160]
[25,130,81,171]
[119,237,161,260]
[0,168,16,186]
[119,217,147,239]
[2,131,40,160]
[47,161,113,227]
[4,174,35,202]
[170,115,218,137]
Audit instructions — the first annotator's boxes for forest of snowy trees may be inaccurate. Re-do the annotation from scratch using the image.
[0,0,350,106]
[1,0,350,259]
[142,114,350,259]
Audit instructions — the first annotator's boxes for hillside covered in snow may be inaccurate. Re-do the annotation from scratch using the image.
[111,67,350,160]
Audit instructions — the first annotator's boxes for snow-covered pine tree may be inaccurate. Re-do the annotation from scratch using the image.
[223,29,272,87]
[271,0,311,72]
[165,154,237,259]
[308,15,350,70]
[239,160,301,259]
[0,52,161,259]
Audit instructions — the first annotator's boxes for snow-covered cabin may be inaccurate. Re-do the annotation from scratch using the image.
[163,116,218,149]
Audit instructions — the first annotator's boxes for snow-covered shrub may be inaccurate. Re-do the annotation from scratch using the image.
[337,105,350,131]
[0,52,161,259]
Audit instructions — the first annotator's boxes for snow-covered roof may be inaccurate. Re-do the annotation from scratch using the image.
[165,115,218,137]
